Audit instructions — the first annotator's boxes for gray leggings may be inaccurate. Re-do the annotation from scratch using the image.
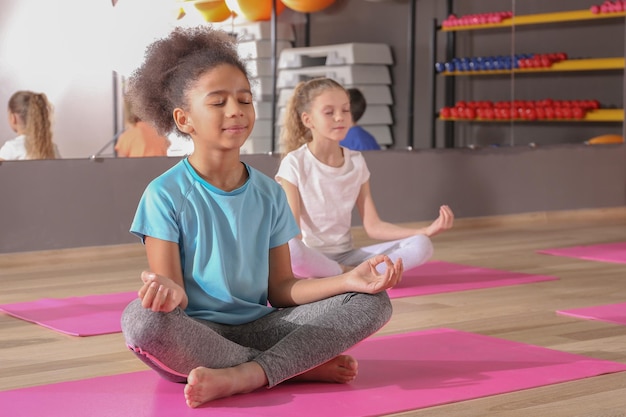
[121,290,392,387]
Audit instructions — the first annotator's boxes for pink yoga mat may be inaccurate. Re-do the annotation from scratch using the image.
[387,261,558,299]
[0,291,136,336]
[538,242,626,264]
[0,262,557,337]
[2,328,625,417]
[557,302,626,326]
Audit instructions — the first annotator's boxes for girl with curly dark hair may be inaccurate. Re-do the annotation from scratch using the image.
[120,26,402,408]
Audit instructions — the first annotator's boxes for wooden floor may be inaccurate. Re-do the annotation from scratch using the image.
[1,208,626,416]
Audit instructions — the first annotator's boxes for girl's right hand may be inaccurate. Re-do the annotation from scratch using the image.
[346,255,403,294]
[138,270,185,313]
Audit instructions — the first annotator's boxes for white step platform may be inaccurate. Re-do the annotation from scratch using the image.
[362,125,393,146]
[358,105,393,125]
[277,65,391,89]
[253,101,275,119]
[251,77,277,101]
[277,84,393,107]
[213,21,295,42]
[241,137,273,154]
[238,40,293,60]
[246,59,276,78]
[250,119,274,136]
[278,43,393,69]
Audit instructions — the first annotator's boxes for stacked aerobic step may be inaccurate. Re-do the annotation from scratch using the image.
[276,43,395,150]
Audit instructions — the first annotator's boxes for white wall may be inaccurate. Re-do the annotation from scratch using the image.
[0,0,119,158]
[0,0,186,159]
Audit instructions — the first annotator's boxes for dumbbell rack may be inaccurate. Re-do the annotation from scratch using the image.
[430,5,626,148]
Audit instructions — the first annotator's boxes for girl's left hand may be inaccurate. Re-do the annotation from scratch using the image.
[346,255,403,294]
[424,205,454,237]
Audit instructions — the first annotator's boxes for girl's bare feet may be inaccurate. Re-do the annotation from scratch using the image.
[292,354,358,384]
[183,355,357,407]
[184,362,267,408]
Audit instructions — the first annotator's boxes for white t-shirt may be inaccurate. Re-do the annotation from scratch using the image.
[0,135,61,160]
[276,144,370,254]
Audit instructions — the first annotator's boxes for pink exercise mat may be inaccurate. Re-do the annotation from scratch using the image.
[537,241,626,264]
[557,302,626,326]
[0,291,136,336]
[387,260,558,299]
[2,328,625,417]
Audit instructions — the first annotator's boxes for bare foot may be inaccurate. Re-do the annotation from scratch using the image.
[184,362,267,408]
[291,355,358,384]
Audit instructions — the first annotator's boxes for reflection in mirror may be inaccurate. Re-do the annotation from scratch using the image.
[510,0,624,148]
[0,90,61,160]
[0,0,205,159]
[435,0,624,149]
[435,0,517,149]
[0,0,116,159]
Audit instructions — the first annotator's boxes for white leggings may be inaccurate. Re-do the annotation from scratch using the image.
[289,234,434,278]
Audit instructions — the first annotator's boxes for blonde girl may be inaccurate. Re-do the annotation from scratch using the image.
[277,77,454,278]
[1,91,59,160]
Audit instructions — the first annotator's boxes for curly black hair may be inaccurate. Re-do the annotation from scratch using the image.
[126,26,250,138]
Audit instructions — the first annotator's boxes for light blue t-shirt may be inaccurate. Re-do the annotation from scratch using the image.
[130,158,299,325]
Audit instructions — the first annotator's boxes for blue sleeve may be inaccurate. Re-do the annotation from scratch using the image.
[130,179,180,244]
[341,126,381,151]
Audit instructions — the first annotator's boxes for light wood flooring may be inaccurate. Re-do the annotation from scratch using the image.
[1,208,625,416]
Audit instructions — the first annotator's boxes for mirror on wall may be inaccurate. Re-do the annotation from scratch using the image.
[2,0,623,159]
[0,0,310,160]
[0,0,216,160]
[0,0,117,159]
[432,0,625,149]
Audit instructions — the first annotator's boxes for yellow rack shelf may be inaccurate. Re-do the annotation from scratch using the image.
[441,9,626,32]
[440,57,625,76]
[583,108,624,122]
[439,109,624,122]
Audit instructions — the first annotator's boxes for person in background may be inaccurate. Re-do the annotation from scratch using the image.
[114,96,170,157]
[120,26,402,408]
[1,90,60,160]
[339,87,381,151]
[277,77,454,278]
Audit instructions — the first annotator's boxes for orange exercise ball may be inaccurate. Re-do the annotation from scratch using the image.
[281,0,335,13]
[225,0,286,21]
[193,0,233,23]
